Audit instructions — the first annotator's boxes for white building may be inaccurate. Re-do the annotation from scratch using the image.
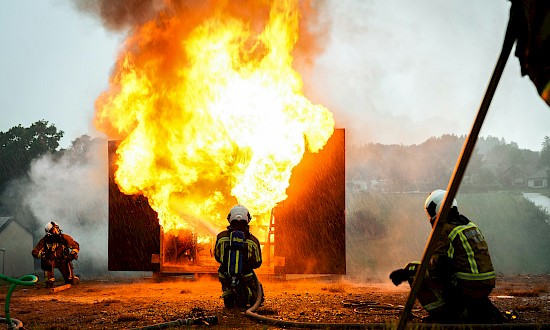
[0,217,34,277]
[526,168,550,189]
[346,180,368,194]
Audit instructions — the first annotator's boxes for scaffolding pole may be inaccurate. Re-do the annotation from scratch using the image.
[397,11,518,330]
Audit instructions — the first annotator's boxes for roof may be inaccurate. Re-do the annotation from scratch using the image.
[0,216,14,233]
[500,165,525,176]
[527,167,550,180]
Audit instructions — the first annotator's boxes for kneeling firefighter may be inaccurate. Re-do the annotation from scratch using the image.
[389,190,503,324]
[32,221,80,288]
[214,204,263,308]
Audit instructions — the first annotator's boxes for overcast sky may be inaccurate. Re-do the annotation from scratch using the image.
[1,0,549,151]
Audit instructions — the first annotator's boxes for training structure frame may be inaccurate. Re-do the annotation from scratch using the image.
[107,129,346,276]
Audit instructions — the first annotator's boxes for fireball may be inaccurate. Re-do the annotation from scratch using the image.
[95,0,334,234]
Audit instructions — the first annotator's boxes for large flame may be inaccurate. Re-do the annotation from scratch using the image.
[95,0,334,233]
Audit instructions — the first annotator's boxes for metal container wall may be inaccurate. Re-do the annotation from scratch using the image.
[108,129,346,275]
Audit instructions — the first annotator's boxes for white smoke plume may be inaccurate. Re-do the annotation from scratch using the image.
[301,0,515,148]
[22,137,109,277]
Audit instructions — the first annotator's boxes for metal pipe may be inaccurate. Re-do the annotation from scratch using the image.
[396,10,518,330]
[0,248,5,275]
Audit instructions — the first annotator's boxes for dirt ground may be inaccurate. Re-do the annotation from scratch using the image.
[2,274,549,329]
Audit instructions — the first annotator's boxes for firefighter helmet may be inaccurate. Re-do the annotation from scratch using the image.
[45,221,61,235]
[424,189,458,221]
[227,204,252,223]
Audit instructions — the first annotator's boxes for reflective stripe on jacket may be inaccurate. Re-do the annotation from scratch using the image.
[32,233,79,261]
[439,221,495,282]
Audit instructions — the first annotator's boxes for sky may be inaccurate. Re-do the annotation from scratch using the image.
[1,0,549,279]
[1,0,549,152]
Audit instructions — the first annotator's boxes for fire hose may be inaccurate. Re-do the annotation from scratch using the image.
[245,280,410,329]
[245,281,548,329]
[341,299,421,317]
[128,315,219,330]
[0,274,38,330]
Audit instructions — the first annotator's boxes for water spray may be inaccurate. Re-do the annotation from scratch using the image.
[168,198,222,237]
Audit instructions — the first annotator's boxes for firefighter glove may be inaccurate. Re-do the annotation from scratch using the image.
[69,250,79,260]
[389,268,409,286]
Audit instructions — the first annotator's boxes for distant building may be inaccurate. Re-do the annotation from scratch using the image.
[346,180,368,194]
[499,165,526,188]
[526,168,550,189]
[0,217,34,277]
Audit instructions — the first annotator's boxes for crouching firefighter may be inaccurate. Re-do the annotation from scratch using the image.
[389,190,503,324]
[32,221,80,288]
[214,204,263,308]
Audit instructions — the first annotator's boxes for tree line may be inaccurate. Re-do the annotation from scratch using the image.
[348,134,550,192]
[0,120,105,211]
[1,121,549,199]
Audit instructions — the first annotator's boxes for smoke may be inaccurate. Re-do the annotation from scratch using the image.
[345,193,430,281]
[299,0,511,148]
[296,0,522,282]
[18,137,109,277]
[72,0,168,31]
[68,1,424,281]
[29,0,542,283]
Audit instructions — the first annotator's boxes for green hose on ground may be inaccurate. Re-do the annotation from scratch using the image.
[0,274,38,329]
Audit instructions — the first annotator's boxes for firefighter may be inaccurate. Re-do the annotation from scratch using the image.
[32,221,80,288]
[389,189,503,324]
[214,204,262,308]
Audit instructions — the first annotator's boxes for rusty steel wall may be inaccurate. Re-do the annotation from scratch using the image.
[273,129,346,275]
[108,141,160,272]
[108,129,346,274]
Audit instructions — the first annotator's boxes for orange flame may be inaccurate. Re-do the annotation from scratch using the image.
[95,0,334,233]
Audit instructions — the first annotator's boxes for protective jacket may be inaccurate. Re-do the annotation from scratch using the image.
[32,233,79,263]
[32,232,79,287]
[406,210,499,322]
[430,213,495,287]
[214,223,262,278]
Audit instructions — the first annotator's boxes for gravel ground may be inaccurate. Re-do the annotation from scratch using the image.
[1,274,549,329]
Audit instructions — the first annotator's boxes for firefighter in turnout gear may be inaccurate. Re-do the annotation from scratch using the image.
[32,221,80,288]
[214,204,262,308]
[389,190,503,324]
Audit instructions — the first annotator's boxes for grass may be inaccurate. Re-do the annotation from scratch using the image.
[346,191,550,276]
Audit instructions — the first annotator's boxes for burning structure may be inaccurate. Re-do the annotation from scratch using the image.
[108,129,345,276]
[95,1,344,276]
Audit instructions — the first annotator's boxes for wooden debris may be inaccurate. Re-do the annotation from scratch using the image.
[50,284,71,293]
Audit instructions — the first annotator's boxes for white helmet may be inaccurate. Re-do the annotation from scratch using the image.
[45,221,60,235]
[424,189,458,221]
[227,204,252,224]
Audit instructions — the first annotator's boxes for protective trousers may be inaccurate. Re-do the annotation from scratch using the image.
[43,260,75,287]
[409,275,502,323]
[219,272,261,307]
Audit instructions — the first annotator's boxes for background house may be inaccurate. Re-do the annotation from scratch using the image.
[0,216,34,277]
[498,165,526,188]
[527,168,550,189]
[346,180,368,194]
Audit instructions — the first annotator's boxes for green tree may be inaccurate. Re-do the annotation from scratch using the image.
[0,120,64,193]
